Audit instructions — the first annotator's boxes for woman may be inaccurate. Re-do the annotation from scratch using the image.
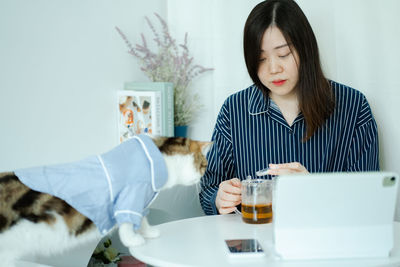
[199,0,379,215]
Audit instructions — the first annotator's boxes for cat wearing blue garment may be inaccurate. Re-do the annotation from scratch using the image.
[0,135,211,267]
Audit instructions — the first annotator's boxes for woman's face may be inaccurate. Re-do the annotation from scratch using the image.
[257,26,300,99]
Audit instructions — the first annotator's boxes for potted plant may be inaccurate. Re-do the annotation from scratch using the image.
[116,13,213,136]
[88,238,121,267]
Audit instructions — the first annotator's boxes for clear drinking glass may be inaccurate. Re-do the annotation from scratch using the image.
[241,179,274,224]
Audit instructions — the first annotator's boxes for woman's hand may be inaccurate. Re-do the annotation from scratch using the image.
[216,178,242,214]
[266,162,309,176]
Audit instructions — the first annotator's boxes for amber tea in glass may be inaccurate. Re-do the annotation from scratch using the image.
[241,179,274,224]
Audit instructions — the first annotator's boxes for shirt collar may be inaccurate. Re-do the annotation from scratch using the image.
[248,85,304,125]
[134,134,168,191]
[248,85,270,115]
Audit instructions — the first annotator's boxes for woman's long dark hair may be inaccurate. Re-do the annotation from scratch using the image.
[243,0,335,141]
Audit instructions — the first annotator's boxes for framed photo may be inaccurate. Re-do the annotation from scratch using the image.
[118,90,161,143]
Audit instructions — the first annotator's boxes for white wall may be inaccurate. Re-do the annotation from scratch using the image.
[0,0,166,170]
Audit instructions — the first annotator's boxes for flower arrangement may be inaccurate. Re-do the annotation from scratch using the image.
[89,238,121,266]
[116,13,213,126]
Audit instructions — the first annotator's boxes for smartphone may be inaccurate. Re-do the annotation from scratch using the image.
[225,239,265,257]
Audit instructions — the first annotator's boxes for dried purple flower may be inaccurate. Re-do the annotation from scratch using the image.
[116,13,213,126]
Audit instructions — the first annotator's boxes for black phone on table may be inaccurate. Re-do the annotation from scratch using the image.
[225,239,265,257]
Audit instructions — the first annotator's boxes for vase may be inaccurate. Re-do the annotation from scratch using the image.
[174,125,188,137]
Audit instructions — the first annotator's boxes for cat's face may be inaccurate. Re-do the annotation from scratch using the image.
[151,137,212,188]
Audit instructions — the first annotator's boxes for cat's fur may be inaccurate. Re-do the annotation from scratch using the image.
[0,136,210,267]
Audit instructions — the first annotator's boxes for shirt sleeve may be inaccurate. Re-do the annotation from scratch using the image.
[113,183,151,230]
[199,101,236,215]
[346,95,380,171]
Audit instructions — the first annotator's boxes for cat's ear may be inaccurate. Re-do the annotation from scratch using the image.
[199,141,213,156]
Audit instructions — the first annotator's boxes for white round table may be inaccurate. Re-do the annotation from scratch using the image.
[129,214,400,267]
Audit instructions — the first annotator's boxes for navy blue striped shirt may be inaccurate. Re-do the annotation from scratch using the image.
[199,80,379,215]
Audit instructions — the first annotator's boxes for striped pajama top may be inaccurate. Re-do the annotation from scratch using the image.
[199,80,379,215]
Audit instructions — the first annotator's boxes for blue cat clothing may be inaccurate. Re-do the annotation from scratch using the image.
[15,134,168,235]
[200,81,379,215]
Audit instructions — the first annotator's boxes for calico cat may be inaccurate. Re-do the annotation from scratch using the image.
[0,135,211,267]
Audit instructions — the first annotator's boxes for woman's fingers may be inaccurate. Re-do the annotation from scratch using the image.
[219,191,241,202]
[230,177,241,187]
[218,206,238,215]
[266,162,309,175]
[216,178,242,214]
[219,178,241,194]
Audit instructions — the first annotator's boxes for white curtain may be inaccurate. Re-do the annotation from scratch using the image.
[168,0,400,219]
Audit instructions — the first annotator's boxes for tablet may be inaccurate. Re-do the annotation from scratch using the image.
[273,171,399,260]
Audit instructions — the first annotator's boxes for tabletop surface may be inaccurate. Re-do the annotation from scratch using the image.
[129,214,400,267]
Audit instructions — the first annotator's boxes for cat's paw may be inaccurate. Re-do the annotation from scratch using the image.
[119,223,146,247]
[140,227,160,239]
[123,234,146,247]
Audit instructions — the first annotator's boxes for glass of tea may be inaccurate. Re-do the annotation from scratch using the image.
[241,179,274,224]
